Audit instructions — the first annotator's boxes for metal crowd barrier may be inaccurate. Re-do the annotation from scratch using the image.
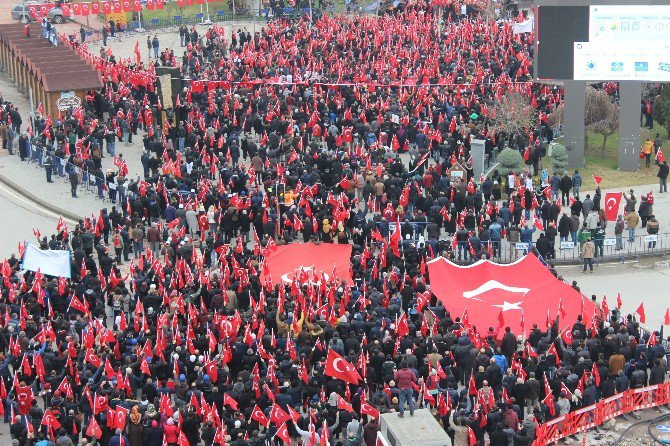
[17,143,670,263]
[23,140,128,204]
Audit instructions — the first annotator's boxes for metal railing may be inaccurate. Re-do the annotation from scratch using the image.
[23,139,130,204]
[448,233,670,265]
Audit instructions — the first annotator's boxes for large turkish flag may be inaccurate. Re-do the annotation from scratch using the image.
[260,243,353,286]
[604,192,623,221]
[427,255,594,333]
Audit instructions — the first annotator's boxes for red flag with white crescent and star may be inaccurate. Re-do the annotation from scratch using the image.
[603,192,623,221]
[324,348,361,384]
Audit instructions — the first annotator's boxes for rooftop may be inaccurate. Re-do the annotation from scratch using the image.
[0,23,103,93]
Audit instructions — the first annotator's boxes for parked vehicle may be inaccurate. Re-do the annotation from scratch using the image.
[11,3,67,24]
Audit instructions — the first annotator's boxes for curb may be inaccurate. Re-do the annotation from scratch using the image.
[0,173,82,222]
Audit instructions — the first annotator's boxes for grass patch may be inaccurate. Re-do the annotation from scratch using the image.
[553,122,665,189]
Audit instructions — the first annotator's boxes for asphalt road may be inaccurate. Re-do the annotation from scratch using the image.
[0,182,77,259]
[557,257,670,331]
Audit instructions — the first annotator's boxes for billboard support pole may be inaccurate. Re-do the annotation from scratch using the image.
[618,81,641,172]
[562,80,586,169]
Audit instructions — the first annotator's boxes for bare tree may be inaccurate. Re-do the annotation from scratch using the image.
[546,102,564,129]
[584,86,620,154]
[491,91,537,146]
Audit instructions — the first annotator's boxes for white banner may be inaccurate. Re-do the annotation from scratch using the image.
[513,18,534,35]
[22,243,71,279]
[560,241,576,249]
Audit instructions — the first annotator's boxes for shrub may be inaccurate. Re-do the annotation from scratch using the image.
[551,143,568,175]
[497,147,524,175]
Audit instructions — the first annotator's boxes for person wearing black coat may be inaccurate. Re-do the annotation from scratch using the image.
[513,427,532,446]
[601,374,617,398]
[558,214,571,240]
[649,360,666,385]
[143,421,164,446]
[560,173,572,205]
[582,381,598,406]
[489,422,509,446]
[535,233,550,259]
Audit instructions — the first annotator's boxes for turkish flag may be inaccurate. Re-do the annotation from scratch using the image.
[337,395,354,412]
[223,393,238,410]
[91,2,101,14]
[123,0,132,12]
[103,2,112,13]
[133,0,142,11]
[204,361,218,382]
[592,174,603,185]
[115,406,129,429]
[86,415,102,439]
[324,349,361,384]
[16,386,33,415]
[251,404,269,426]
[155,0,164,8]
[178,432,190,446]
[603,192,622,221]
[428,255,594,337]
[81,3,90,15]
[467,426,477,446]
[72,3,81,14]
[657,148,666,163]
[269,404,290,425]
[260,243,353,286]
[636,303,646,324]
[113,0,122,12]
[146,0,154,9]
[275,422,291,445]
[360,400,380,419]
[42,409,62,430]
[342,127,353,143]
[561,326,573,345]
[85,349,102,368]
[591,362,601,386]
[61,4,71,15]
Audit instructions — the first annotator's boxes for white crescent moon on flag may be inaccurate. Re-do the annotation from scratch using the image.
[462,280,530,301]
[606,197,617,209]
[281,267,329,284]
[332,357,346,373]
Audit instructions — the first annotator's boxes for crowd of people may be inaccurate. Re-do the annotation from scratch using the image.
[0,1,668,446]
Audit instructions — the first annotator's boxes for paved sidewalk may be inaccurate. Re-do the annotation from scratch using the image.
[0,73,146,219]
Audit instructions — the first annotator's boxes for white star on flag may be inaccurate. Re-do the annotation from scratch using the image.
[492,301,523,311]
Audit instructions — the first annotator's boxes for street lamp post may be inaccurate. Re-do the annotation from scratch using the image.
[136,9,145,32]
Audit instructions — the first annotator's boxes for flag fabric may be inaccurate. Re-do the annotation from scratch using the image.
[337,395,354,412]
[324,349,361,384]
[603,192,623,221]
[636,303,646,324]
[657,148,666,163]
[592,175,603,185]
[21,243,71,278]
[428,255,594,335]
[259,243,353,286]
